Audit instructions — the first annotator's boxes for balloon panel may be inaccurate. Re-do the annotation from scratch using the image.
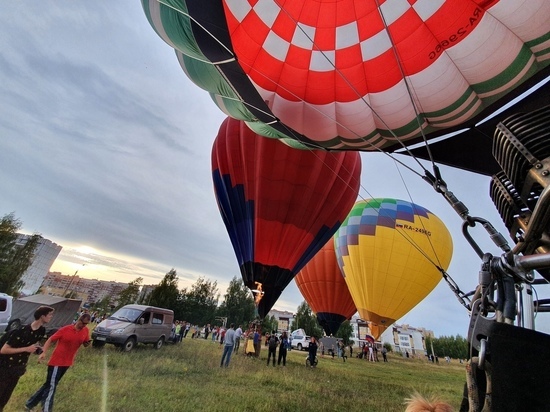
[143,0,550,151]
[212,117,361,317]
[335,198,453,338]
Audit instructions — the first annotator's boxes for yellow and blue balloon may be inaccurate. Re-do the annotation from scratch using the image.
[335,198,453,339]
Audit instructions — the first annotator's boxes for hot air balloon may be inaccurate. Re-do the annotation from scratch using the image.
[334,198,453,339]
[142,0,550,161]
[212,117,361,318]
[295,239,356,336]
[143,2,550,408]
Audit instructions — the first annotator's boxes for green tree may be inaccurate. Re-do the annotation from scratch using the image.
[137,286,153,305]
[116,277,143,309]
[177,277,219,325]
[426,334,468,359]
[294,301,323,338]
[91,295,112,314]
[217,276,255,327]
[335,320,353,345]
[149,269,180,312]
[0,213,42,295]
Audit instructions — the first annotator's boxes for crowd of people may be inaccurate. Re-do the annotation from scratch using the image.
[169,321,397,370]
[164,320,402,366]
[169,321,235,343]
[170,322,456,370]
[167,321,295,368]
[206,325,392,369]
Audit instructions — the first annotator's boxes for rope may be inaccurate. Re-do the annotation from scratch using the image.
[466,357,492,412]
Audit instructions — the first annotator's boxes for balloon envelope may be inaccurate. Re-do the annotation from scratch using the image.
[295,239,356,336]
[212,117,361,318]
[335,198,453,339]
[143,0,550,152]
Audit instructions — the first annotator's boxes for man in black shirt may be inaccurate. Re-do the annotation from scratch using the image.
[0,305,54,411]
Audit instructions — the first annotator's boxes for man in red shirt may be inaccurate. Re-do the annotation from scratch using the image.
[25,313,91,412]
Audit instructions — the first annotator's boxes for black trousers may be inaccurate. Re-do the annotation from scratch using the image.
[26,365,69,412]
[267,348,276,365]
[0,366,26,410]
[278,348,287,366]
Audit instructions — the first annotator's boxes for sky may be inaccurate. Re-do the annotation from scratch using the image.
[1,2,547,338]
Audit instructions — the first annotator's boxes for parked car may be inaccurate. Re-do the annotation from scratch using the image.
[290,328,310,351]
[91,304,173,351]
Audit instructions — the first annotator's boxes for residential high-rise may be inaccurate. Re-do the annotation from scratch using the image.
[41,272,128,306]
[17,234,62,296]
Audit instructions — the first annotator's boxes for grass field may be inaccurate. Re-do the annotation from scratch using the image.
[6,335,466,412]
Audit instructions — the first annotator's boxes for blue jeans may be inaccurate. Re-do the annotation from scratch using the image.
[233,338,241,353]
[221,344,233,367]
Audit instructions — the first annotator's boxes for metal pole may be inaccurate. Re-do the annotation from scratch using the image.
[523,283,535,330]
[62,264,85,296]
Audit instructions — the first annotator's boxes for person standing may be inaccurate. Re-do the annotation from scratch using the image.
[25,313,91,412]
[253,329,261,358]
[266,332,278,367]
[233,325,242,353]
[178,321,185,342]
[277,331,289,367]
[0,306,54,412]
[220,323,236,367]
[341,343,348,362]
[219,327,226,346]
[368,344,375,362]
[381,346,388,362]
[308,337,318,368]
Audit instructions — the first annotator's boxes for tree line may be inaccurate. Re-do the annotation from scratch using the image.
[109,268,332,336]
[109,269,260,330]
[425,335,468,359]
[113,269,360,343]
[2,212,469,351]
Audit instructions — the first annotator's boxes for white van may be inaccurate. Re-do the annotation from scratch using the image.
[91,304,173,351]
